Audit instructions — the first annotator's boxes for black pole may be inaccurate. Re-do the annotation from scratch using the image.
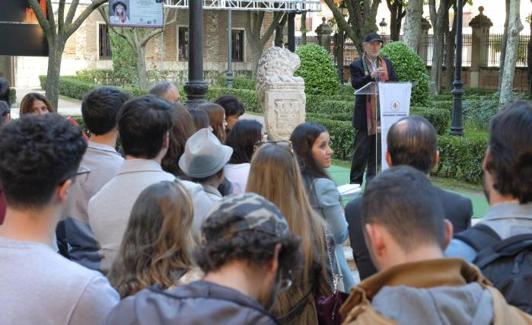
[450,0,464,136]
[226,9,233,89]
[184,0,208,108]
[288,12,296,52]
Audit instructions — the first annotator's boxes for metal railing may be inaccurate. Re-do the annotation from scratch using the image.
[164,0,322,12]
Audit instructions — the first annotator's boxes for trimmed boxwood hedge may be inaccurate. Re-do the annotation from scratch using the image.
[434,134,486,184]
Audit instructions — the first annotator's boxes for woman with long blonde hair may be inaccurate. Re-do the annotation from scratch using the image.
[247,142,331,324]
[108,181,199,298]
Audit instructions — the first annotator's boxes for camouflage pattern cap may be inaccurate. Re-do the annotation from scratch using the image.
[201,193,289,241]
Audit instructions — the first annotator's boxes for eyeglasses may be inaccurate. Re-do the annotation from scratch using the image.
[254,140,294,155]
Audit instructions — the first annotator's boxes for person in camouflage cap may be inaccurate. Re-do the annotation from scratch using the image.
[105,193,301,325]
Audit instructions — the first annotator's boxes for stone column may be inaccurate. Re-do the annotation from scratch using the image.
[256,47,306,141]
[418,17,431,63]
[469,6,493,88]
[315,17,333,53]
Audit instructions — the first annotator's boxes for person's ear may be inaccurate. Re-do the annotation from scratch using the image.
[482,148,491,172]
[162,131,170,150]
[56,179,72,203]
[385,150,393,167]
[365,223,386,259]
[443,219,454,249]
[269,243,281,275]
[432,150,440,170]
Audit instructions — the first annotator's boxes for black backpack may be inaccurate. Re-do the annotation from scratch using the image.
[455,224,532,313]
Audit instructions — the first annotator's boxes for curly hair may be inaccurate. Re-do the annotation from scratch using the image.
[487,100,532,204]
[195,212,301,278]
[109,181,195,298]
[0,114,87,208]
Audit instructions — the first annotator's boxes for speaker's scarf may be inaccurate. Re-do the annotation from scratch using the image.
[363,54,389,135]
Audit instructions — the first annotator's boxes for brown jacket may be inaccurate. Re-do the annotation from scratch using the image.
[340,258,532,325]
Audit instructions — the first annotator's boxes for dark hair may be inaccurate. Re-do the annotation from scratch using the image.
[290,122,329,179]
[81,87,130,135]
[0,114,87,208]
[226,119,262,164]
[149,81,175,98]
[189,108,210,130]
[487,100,532,204]
[215,95,245,118]
[20,93,53,115]
[387,115,437,174]
[162,104,196,176]
[117,95,172,159]
[113,1,127,12]
[362,166,446,251]
[0,78,10,105]
[0,101,10,127]
[195,211,301,276]
[199,102,226,143]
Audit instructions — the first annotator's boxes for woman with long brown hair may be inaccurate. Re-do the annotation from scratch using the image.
[19,93,53,116]
[162,103,197,177]
[247,142,331,324]
[198,102,226,143]
[108,181,199,298]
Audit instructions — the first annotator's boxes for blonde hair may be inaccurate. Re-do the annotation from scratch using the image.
[109,180,195,298]
[247,144,329,321]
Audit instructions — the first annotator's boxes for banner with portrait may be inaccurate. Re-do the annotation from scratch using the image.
[109,0,164,28]
[378,82,412,170]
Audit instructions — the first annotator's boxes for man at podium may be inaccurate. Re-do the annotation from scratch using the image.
[349,33,397,185]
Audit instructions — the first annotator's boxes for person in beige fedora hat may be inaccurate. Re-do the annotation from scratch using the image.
[179,128,233,237]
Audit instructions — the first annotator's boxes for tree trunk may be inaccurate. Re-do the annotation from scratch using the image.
[403,0,424,52]
[301,12,307,45]
[429,0,448,95]
[45,39,65,111]
[445,9,456,91]
[527,20,532,94]
[499,0,511,89]
[136,45,148,89]
[500,0,524,105]
[388,1,404,41]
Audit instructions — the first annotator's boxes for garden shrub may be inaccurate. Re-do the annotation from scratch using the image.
[295,44,339,96]
[109,30,138,87]
[411,106,450,135]
[306,116,354,160]
[380,42,430,106]
[434,134,486,184]
[232,76,256,90]
[207,87,260,113]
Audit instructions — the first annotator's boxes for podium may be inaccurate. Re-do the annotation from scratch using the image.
[353,82,412,176]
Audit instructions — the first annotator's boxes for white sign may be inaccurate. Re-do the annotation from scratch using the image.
[378,82,412,170]
[109,0,164,28]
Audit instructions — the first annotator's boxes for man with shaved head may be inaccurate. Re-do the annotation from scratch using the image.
[346,115,473,279]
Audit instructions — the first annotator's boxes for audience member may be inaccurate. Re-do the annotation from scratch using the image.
[290,122,354,290]
[179,128,233,238]
[189,108,210,130]
[347,115,473,280]
[161,103,197,177]
[446,100,532,313]
[0,114,119,324]
[340,166,532,324]
[105,193,301,324]
[19,92,53,115]
[247,143,331,323]
[149,80,181,103]
[215,95,245,132]
[109,181,200,298]
[199,102,227,143]
[0,78,10,106]
[0,100,11,126]
[60,87,130,271]
[88,95,209,273]
[225,119,262,194]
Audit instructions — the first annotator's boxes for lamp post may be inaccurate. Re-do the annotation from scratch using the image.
[226,8,234,89]
[450,0,464,136]
[287,11,296,52]
[184,0,208,108]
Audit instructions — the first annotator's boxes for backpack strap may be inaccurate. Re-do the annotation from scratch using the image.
[454,223,501,252]
[474,233,532,269]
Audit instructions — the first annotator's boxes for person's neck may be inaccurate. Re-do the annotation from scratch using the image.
[365,53,378,61]
[90,131,118,148]
[489,191,519,206]
[381,245,444,271]
[0,206,58,246]
[203,261,262,300]
[125,155,163,165]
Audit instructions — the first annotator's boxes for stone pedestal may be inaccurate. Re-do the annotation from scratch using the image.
[418,18,432,62]
[256,47,306,141]
[469,6,492,88]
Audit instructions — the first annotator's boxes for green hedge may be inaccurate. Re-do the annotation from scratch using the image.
[207,87,260,113]
[306,116,354,160]
[411,106,450,135]
[306,98,352,115]
[433,134,486,183]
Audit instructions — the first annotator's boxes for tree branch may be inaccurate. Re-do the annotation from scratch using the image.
[65,0,81,26]
[260,12,284,47]
[58,0,66,33]
[323,0,358,44]
[65,0,108,38]
[28,0,51,34]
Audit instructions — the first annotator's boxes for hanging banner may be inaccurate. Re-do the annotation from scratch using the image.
[0,0,48,56]
[378,82,412,170]
[109,0,164,28]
